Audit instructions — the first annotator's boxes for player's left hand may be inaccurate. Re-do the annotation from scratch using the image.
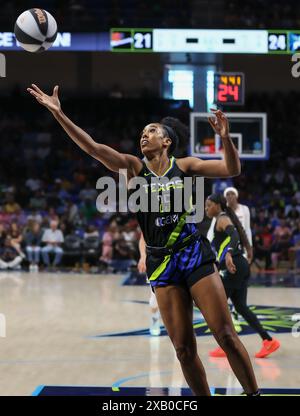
[225,252,236,274]
[137,257,146,273]
[208,109,229,138]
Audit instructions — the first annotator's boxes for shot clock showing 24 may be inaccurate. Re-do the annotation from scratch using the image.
[214,72,244,106]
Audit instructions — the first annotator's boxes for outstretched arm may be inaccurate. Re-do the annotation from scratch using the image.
[179,109,241,178]
[27,84,142,174]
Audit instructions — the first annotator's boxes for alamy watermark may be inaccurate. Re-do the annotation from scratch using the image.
[291,53,300,78]
[0,53,6,78]
[0,313,6,337]
[95,170,205,224]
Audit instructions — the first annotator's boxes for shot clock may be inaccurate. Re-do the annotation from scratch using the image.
[214,72,245,106]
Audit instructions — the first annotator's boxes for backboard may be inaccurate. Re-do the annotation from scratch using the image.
[190,112,268,160]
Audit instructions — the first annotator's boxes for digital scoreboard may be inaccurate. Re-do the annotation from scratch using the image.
[111,28,300,54]
[268,31,300,53]
[1,28,300,53]
[214,73,245,106]
[111,29,153,52]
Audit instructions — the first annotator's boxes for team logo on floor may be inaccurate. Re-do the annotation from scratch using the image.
[93,304,300,337]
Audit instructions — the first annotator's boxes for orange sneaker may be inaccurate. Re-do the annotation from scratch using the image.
[255,338,280,358]
[209,346,227,358]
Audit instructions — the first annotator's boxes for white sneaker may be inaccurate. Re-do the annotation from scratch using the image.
[29,264,34,272]
[150,317,161,336]
[33,264,39,272]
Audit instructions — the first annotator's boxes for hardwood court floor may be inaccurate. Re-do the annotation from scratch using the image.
[0,271,299,396]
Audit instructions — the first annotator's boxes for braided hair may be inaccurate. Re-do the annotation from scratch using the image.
[208,193,250,251]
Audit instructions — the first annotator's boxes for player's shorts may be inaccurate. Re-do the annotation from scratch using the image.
[146,235,216,290]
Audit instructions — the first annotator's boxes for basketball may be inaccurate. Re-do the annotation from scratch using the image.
[14,8,57,53]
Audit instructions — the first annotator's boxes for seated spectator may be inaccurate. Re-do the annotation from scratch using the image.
[294,190,300,205]
[46,179,70,208]
[29,190,47,210]
[27,209,43,225]
[24,221,43,271]
[253,225,272,270]
[269,190,285,216]
[268,208,281,229]
[8,222,25,258]
[79,182,97,202]
[4,193,21,214]
[80,199,97,222]
[83,225,99,239]
[41,220,64,270]
[285,197,300,221]
[121,220,139,258]
[0,224,7,246]
[288,221,300,270]
[25,173,42,193]
[99,220,120,265]
[253,209,269,228]
[0,236,23,270]
[114,236,133,259]
[47,207,59,223]
[271,219,292,268]
[64,199,79,226]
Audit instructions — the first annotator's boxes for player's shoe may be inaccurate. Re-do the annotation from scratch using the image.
[255,338,280,358]
[149,317,161,336]
[209,346,227,357]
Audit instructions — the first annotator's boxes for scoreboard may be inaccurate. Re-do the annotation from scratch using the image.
[111,28,300,54]
[268,31,300,53]
[110,29,153,52]
[1,28,299,53]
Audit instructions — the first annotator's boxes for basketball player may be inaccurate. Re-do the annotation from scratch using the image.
[205,194,280,358]
[207,186,253,328]
[27,84,260,396]
[138,234,161,336]
[223,187,253,325]
[207,187,253,263]
[224,187,253,262]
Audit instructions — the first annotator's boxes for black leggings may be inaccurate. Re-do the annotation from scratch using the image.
[223,255,271,341]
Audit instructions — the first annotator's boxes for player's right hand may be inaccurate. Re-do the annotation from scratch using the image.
[208,108,229,138]
[27,84,61,114]
[246,246,253,264]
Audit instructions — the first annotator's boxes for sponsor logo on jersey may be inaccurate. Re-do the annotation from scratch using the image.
[155,214,179,227]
